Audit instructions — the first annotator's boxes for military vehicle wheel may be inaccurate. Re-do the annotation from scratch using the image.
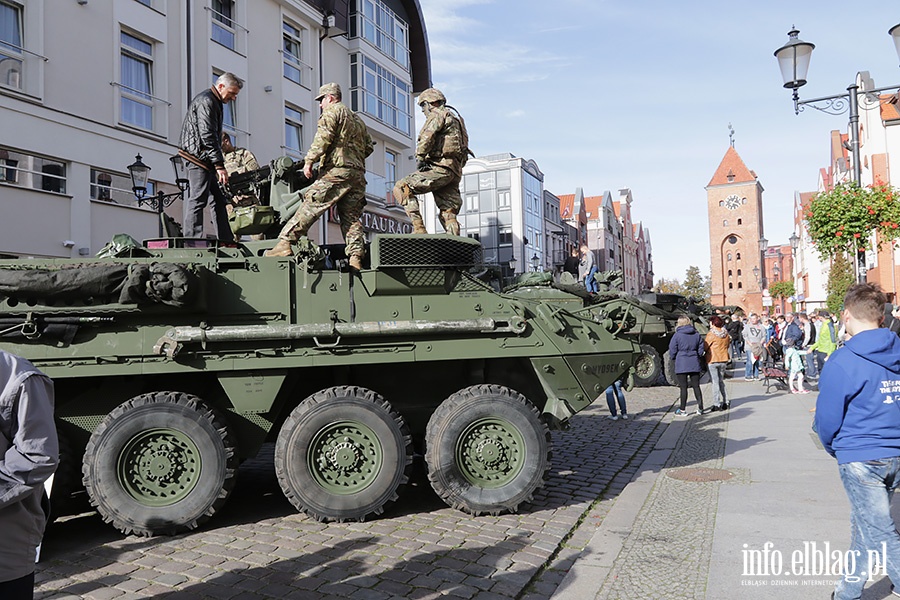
[425,385,551,516]
[275,386,412,522]
[82,392,237,537]
[663,350,676,386]
[633,344,662,387]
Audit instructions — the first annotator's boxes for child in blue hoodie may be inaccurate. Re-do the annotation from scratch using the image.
[815,283,900,599]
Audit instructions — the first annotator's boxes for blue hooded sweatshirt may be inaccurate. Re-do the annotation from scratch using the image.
[815,328,900,464]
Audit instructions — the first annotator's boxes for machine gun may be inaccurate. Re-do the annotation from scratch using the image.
[223,157,319,236]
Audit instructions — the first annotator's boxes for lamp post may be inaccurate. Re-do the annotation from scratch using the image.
[775,27,900,284]
[788,232,800,309]
[758,237,768,315]
[128,154,189,238]
[531,253,540,272]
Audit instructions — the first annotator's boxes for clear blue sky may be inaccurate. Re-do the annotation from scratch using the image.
[416,0,900,282]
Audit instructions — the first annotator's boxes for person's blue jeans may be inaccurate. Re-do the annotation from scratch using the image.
[708,362,727,407]
[805,351,818,378]
[833,457,900,599]
[605,381,626,416]
[744,349,759,378]
[585,266,599,293]
[730,339,743,362]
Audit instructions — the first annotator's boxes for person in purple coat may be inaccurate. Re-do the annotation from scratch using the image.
[669,315,706,416]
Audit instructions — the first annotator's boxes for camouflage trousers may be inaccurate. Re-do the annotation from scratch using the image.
[394,166,462,234]
[277,168,367,259]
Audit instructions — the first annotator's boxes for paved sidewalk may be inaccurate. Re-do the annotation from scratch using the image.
[554,375,899,599]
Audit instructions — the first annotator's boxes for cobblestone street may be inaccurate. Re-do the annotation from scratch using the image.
[36,385,678,600]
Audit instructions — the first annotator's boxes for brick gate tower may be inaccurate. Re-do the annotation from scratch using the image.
[706,144,765,314]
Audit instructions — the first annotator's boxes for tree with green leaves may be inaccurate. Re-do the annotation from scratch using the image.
[655,278,682,294]
[681,266,711,302]
[826,253,855,315]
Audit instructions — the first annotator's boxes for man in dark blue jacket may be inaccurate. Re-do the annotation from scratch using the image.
[178,72,243,241]
[815,283,900,599]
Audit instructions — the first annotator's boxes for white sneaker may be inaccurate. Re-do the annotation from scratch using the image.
[607,415,619,421]
[621,413,629,420]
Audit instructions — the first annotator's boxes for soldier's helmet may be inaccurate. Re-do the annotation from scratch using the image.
[417,88,446,106]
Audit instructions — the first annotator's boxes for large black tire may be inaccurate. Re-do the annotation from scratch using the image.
[82,392,238,537]
[633,344,662,387]
[663,350,676,387]
[425,384,551,516]
[274,386,412,522]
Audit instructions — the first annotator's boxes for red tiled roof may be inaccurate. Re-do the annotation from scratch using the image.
[880,93,900,122]
[584,195,603,220]
[558,194,575,219]
[707,146,757,187]
[612,201,621,219]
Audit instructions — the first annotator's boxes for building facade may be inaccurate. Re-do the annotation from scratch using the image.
[706,145,766,313]
[0,0,430,257]
[440,153,545,275]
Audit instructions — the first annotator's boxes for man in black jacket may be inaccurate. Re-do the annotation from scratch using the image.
[178,72,243,241]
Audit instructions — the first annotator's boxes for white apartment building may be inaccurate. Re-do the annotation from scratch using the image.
[433,153,545,276]
[0,0,430,258]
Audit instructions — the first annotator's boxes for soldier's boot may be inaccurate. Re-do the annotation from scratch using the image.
[264,239,293,257]
[441,211,460,236]
[409,213,427,234]
[349,255,363,270]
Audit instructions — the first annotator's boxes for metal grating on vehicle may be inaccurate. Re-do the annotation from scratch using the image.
[371,235,484,269]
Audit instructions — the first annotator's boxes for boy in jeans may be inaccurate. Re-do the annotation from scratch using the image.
[815,283,900,599]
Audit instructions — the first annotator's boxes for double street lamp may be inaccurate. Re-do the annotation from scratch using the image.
[774,25,900,283]
[127,154,189,238]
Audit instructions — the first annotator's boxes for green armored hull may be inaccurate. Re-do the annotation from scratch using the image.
[0,235,639,536]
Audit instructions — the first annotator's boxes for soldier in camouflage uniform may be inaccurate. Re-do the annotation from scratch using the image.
[265,83,374,268]
[222,133,260,208]
[392,88,470,235]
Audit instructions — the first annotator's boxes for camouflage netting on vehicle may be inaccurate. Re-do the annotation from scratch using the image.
[0,263,199,307]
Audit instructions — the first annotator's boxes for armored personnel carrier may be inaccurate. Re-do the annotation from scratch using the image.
[0,235,639,536]
[503,273,708,387]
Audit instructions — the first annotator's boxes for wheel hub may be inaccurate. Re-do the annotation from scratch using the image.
[309,421,382,494]
[118,429,201,507]
[457,418,524,488]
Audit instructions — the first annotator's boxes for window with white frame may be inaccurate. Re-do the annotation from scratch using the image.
[119,31,154,130]
[0,146,66,193]
[465,194,478,213]
[282,21,307,87]
[349,53,411,135]
[284,104,303,158]
[0,1,24,90]
[351,0,410,69]
[499,227,512,246]
[211,0,235,50]
[385,149,397,189]
[498,190,511,208]
[90,168,148,206]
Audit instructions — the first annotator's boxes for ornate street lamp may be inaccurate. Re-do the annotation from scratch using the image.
[890,23,900,66]
[531,253,540,272]
[775,27,900,283]
[128,154,188,238]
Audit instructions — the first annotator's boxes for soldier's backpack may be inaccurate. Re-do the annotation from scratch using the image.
[447,105,475,167]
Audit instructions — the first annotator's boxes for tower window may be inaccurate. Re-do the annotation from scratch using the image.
[728,282,733,289]
[738,282,743,289]
[737,218,742,225]
[723,220,728,226]
[736,252,741,260]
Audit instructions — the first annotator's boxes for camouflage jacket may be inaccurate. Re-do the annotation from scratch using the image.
[304,102,374,172]
[223,148,259,175]
[416,106,469,175]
